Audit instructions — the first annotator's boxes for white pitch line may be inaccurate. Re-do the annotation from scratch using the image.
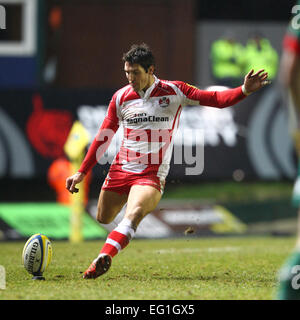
[152,246,240,254]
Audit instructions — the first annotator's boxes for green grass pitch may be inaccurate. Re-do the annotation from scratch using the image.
[0,236,295,300]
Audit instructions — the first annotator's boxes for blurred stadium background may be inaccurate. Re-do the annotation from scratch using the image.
[0,0,298,242]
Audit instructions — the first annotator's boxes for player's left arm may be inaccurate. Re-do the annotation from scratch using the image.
[180,69,269,108]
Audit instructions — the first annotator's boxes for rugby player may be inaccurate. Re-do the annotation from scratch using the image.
[66,43,269,279]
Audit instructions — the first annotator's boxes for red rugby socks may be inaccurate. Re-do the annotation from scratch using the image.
[99,218,135,258]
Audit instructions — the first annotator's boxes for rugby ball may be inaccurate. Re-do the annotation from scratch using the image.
[22,233,52,276]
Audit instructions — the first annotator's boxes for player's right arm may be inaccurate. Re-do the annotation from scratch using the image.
[66,95,120,194]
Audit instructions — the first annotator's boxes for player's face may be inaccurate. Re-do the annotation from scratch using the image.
[124,62,154,92]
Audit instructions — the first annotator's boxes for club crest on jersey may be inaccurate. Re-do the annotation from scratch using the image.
[159,97,170,108]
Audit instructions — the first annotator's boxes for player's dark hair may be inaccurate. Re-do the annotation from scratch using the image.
[122,43,155,73]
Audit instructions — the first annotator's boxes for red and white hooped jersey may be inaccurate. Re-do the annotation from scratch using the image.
[78,76,246,179]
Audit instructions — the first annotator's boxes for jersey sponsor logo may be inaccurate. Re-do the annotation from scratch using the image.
[126,113,169,124]
[158,97,170,108]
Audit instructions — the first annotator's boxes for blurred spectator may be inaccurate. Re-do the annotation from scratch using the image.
[276,0,300,300]
[210,31,245,87]
[243,32,279,80]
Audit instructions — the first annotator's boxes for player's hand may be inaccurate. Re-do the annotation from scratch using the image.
[243,69,270,95]
[66,172,86,194]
